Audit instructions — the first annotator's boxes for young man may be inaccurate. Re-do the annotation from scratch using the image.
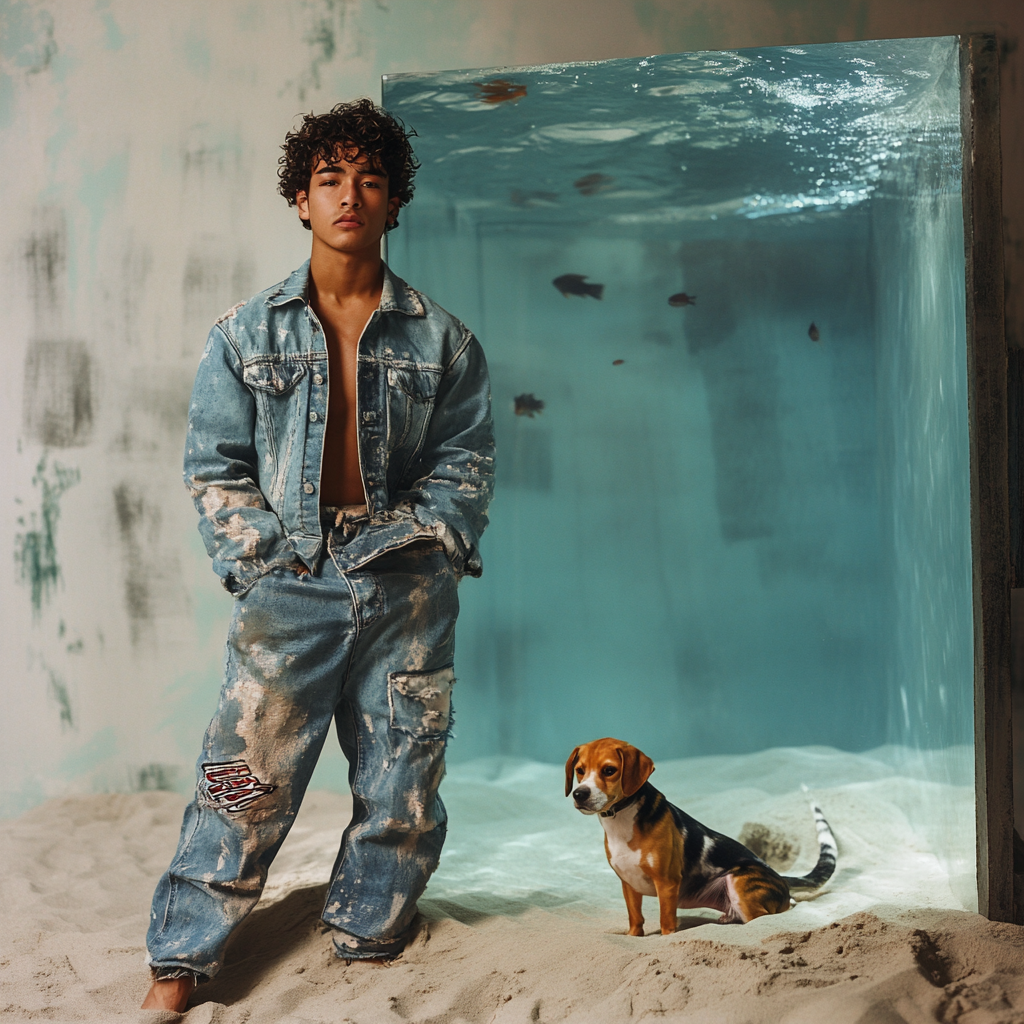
[142,99,494,1012]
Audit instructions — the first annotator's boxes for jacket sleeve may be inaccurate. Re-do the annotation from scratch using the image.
[393,328,496,577]
[184,323,298,593]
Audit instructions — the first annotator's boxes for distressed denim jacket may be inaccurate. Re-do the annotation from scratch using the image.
[184,260,495,594]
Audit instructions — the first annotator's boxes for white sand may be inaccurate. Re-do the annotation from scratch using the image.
[1,746,1022,1023]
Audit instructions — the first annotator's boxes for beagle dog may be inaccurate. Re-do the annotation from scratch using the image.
[566,737,837,935]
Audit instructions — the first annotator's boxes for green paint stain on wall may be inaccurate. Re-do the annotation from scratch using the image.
[56,725,117,779]
[283,0,349,101]
[44,118,75,171]
[182,29,211,75]
[15,453,80,616]
[0,70,13,129]
[235,1,261,32]
[101,11,125,50]
[45,662,73,729]
[95,0,125,51]
[78,150,128,264]
[1,1,57,73]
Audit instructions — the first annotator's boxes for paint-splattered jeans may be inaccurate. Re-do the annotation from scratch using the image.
[147,508,459,978]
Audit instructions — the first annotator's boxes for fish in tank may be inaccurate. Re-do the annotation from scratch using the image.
[382,35,980,925]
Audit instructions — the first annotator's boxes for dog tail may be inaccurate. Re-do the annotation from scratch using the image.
[780,802,837,890]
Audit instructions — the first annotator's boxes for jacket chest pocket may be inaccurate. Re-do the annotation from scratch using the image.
[243,358,308,396]
[386,365,441,470]
[242,358,309,503]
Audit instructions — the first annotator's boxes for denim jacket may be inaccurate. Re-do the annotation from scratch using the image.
[184,260,495,594]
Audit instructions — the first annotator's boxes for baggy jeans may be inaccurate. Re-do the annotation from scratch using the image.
[147,509,459,978]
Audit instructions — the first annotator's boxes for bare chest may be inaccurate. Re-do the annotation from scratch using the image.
[315,301,377,401]
[310,295,378,506]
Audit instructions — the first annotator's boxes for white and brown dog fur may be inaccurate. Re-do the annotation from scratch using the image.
[566,737,837,935]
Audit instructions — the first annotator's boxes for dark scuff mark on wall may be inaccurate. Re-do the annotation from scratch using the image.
[182,243,255,356]
[232,256,255,302]
[15,454,80,615]
[113,482,153,637]
[135,764,180,791]
[24,208,67,332]
[21,212,96,448]
[111,482,188,641]
[182,249,212,321]
[282,0,357,101]
[23,340,93,447]
[121,239,153,346]
[180,125,243,181]
[110,368,193,456]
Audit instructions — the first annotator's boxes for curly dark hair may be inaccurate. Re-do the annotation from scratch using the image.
[278,98,419,231]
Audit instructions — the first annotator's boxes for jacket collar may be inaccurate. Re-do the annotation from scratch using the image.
[267,259,425,317]
[380,262,426,316]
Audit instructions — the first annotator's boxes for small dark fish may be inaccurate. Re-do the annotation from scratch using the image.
[668,292,696,307]
[473,79,527,104]
[612,359,624,366]
[574,172,616,196]
[510,189,559,207]
[808,322,821,342]
[514,393,545,417]
[553,274,604,300]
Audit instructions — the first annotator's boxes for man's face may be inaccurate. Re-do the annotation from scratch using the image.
[295,147,400,255]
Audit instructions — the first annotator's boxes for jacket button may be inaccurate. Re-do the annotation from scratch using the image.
[313,374,324,385]
[303,482,315,494]
[309,411,318,422]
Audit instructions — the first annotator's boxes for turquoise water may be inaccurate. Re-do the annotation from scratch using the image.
[382,37,973,900]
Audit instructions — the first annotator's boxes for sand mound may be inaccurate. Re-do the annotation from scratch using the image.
[0,750,1020,1023]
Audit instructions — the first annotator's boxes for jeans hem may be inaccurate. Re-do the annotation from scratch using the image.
[329,924,413,961]
[148,963,210,983]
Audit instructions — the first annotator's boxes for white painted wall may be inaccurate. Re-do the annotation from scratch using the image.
[2,0,1021,815]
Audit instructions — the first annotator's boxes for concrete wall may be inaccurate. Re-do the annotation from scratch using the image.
[2,0,1021,814]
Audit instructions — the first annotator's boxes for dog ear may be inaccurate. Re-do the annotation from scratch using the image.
[619,745,655,797]
[564,747,581,797]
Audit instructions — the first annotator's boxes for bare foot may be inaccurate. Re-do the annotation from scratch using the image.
[141,976,195,1012]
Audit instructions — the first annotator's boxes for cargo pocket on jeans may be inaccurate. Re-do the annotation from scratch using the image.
[388,665,455,740]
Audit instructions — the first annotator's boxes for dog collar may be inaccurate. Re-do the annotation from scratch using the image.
[600,790,642,818]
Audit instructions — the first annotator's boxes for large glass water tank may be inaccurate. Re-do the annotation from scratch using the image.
[379,35,1011,923]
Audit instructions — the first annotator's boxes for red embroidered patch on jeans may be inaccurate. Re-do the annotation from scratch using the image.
[202,760,276,812]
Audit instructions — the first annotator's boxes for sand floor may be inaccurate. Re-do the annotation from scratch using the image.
[2,747,1023,1023]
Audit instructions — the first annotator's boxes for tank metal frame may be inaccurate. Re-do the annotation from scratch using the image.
[960,33,1014,923]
